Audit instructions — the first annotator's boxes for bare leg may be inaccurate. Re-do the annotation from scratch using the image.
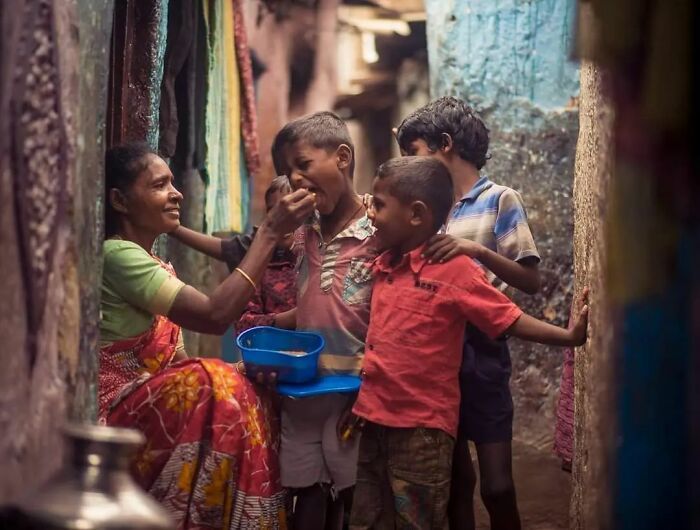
[448,431,477,530]
[292,483,328,530]
[475,441,521,530]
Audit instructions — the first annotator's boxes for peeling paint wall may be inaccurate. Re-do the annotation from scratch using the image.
[0,0,113,501]
[425,0,580,448]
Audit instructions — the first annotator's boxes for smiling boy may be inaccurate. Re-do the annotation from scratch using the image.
[349,157,587,530]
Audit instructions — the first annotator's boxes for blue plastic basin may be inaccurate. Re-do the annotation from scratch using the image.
[236,326,324,384]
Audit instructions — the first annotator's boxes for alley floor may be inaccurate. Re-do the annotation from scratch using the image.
[474,441,571,530]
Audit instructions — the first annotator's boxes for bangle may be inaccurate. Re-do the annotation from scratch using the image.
[235,267,256,290]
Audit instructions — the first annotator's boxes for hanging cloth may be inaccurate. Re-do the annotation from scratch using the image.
[232,0,260,176]
[202,0,245,233]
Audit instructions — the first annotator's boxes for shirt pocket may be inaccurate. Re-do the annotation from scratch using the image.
[384,291,438,343]
[342,258,375,305]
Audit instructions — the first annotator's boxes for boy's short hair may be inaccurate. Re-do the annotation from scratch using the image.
[376,156,454,232]
[396,96,490,170]
[272,111,355,176]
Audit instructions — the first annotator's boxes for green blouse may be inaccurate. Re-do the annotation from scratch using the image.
[100,239,185,345]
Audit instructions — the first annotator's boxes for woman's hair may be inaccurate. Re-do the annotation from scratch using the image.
[264,175,292,208]
[104,142,156,238]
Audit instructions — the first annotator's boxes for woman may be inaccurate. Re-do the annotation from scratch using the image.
[99,143,314,529]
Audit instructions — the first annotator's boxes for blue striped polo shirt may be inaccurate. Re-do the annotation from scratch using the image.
[446,176,540,290]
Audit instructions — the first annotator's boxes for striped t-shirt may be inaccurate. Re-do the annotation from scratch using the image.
[446,176,540,290]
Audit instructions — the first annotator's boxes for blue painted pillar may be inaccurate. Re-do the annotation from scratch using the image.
[424,0,580,447]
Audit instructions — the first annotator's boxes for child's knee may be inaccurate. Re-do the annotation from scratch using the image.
[480,478,516,506]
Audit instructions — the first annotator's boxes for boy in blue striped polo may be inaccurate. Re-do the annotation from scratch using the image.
[396,96,541,530]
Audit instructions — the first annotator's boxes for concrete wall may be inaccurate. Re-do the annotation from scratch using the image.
[0,0,112,501]
[570,60,615,529]
[425,0,580,448]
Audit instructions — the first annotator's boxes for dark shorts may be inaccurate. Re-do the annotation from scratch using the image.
[458,325,513,444]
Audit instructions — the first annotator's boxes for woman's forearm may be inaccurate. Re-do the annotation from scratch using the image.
[168,224,277,334]
[171,226,224,260]
[207,223,278,326]
[167,189,315,335]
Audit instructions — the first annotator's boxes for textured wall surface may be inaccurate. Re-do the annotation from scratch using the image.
[0,0,113,501]
[570,61,614,529]
[425,0,580,448]
[427,0,579,127]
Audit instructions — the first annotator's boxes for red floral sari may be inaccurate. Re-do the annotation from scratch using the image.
[99,269,286,529]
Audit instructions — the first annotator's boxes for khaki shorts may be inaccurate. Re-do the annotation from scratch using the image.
[280,393,360,491]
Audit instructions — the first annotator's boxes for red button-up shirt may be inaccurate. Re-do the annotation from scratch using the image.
[353,246,523,437]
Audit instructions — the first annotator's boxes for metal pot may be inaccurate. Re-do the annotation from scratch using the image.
[10,423,173,529]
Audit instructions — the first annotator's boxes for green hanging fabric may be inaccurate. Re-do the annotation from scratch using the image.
[202,0,246,234]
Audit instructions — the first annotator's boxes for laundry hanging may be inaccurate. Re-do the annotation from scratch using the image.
[202,0,248,234]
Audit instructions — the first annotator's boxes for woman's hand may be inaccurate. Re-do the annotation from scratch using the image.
[234,361,278,387]
[263,189,316,240]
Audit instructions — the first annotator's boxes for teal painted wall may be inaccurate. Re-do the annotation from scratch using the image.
[426,0,579,128]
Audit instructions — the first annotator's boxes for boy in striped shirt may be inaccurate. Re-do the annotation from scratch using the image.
[396,96,541,530]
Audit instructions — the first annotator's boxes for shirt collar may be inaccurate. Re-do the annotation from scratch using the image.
[459,175,492,203]
[307,208,375,242]
[376,244,427,275]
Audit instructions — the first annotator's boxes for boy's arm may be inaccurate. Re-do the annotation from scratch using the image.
[170,226,224,261]
[424,236,540,294]
[273,308,297,330]
[507,289,589,347]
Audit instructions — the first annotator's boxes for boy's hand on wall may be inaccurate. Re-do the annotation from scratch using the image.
[423,234,483,263]
[568,288,590,347]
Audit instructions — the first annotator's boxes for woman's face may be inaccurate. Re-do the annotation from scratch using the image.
[118,155,183,236]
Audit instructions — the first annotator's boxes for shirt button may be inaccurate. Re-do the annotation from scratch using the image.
[386,276,393,284]
[360,369,367,378]
[368,344,374,350]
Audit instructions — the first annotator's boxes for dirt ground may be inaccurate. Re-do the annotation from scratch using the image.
[473,441,571,530]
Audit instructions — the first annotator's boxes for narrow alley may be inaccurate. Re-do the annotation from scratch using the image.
[0,1,697,529]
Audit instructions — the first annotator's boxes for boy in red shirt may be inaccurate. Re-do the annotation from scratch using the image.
[349,157,588,530]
